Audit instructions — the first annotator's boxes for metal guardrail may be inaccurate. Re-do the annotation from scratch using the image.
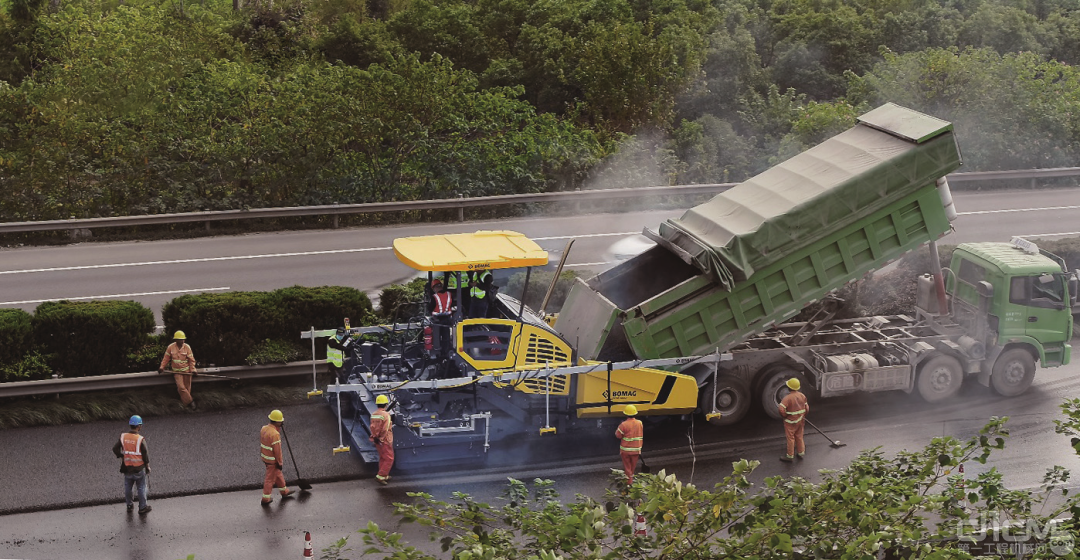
[0,183,733,234]
[0,361,327,398]
[3,167,1078,234]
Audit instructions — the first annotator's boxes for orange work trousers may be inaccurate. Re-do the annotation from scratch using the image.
[173,373,193,405]
[784,420,805,456]
[376,440,394,480]
[262,463,286,501]
[620,451,640,485]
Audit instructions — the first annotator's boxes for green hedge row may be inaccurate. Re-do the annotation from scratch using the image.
[163,286,377,367]
[0,286,376,382]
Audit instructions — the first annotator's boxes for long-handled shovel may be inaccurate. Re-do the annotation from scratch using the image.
[281,426,313,491]
[805,418,846,448]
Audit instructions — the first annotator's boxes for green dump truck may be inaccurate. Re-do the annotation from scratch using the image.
[554,103,1075,425]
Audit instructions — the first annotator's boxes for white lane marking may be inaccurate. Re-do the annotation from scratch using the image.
[532,232,638,241]
[5,205,1079,277]
[0,233,638,276]
[564,262,611,268]
[0,287,231,305]
[958,205,1080,215]
[1015,231,1080,238]
[0,247,391,275]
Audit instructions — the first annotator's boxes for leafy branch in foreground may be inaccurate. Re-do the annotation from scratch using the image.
[322,407,1080,559]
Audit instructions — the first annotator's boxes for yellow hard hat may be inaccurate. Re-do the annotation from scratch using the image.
[268,409,284,422]
[375,394,390,405]
[624,404,638,416]
[173,330,187,340]
[786,378,801,391]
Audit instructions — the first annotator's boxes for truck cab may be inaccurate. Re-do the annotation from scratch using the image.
[948,238,1074,372]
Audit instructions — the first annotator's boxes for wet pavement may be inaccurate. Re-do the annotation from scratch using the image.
[2,366,1079,559]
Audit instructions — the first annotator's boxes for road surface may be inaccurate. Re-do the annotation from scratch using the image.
[2,188,1080,321]
[1,360,1078,559]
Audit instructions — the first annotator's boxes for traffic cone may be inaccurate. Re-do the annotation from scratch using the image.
[634,513,647,537]
[302,531,313,559]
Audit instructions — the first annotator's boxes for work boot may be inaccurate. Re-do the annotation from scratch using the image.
[797,453,805,460]
[377,477,389,486]
[779,455,794,462]
[189,401,197,410]
[126,503,134,511]
[280,489,295,499]
[261,499,272,507]
[138,505,152,515]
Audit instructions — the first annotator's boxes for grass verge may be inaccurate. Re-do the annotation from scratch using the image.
[0,375,333,430]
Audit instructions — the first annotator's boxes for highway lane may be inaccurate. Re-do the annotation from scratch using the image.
[2,188,1080,321]
[2,360,1079,559]
[2,187,1080,558]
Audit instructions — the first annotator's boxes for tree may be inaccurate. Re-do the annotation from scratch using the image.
[852,46,1080,170]
[321,408,1080,559]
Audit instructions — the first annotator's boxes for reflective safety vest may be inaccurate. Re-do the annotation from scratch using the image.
[443,272,468,291]
[615,418,643,454]
[370,409,394,445]
[260,424,283,465]
[162,342,195,373]
[121,432,145,468]
[326,338,344,367]
[779,391,808,424]
[470,271,491,300]
[432,291,452,315]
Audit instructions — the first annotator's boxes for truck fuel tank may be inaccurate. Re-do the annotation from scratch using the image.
[822,353,879,372]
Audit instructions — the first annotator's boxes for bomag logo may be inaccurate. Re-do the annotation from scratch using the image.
[467,263,492,270]
[602,390,638,399]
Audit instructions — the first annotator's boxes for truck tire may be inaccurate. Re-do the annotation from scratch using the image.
[990,348,1036,397]
[699,375,751,426]
[916,354,963,403]
[758,366,811,420]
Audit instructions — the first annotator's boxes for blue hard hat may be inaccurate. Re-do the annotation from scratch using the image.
[129,415,143,426]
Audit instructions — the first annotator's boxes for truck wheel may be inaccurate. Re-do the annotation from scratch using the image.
[699,375,751,426]
[758,367,811,420]
[991,348,1036,397]
[916,354,963,403]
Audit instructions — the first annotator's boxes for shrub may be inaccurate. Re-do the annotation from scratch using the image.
[126,333,172,372]
[32,300,155,377]
[378,277,427,322]
[0,351,52,382]
[246,338,307,365]
[161,292,276,368]
[270,284,377,334]
[0,308,33,367]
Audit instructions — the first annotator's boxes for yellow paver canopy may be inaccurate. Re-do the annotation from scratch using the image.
[393,230,549,272]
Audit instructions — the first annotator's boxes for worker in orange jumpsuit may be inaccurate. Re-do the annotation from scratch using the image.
[778,378,808,462]
[370,394,394,485]
[260,409,295,505]
[615,404,643,485]
[159,330,198,409]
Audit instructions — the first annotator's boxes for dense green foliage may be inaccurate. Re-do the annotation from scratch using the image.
[378,277,428,322]
[32,300,156,377]
[0,308,32,368]
[0,285,374,380]
[4,0,1080,223]
[161,285,375,366]
[325,406,1080,559]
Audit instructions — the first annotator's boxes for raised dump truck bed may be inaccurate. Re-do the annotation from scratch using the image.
[556,103,963,362]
